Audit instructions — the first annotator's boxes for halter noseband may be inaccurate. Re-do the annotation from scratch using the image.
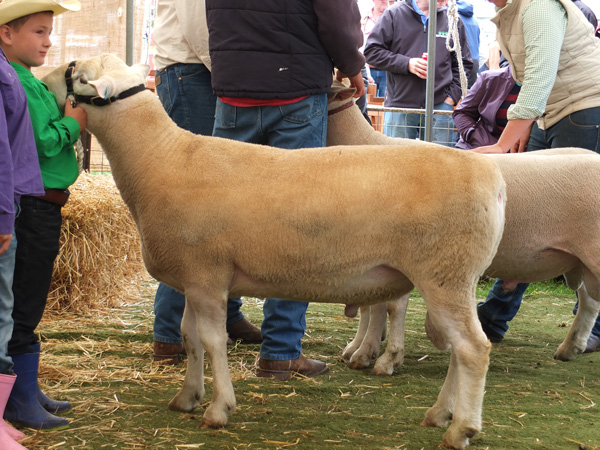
[64,60,146,107]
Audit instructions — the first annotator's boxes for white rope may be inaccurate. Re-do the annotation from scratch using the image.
[445,0,468,99]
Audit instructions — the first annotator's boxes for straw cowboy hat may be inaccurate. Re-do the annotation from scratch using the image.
[0,0,80,25]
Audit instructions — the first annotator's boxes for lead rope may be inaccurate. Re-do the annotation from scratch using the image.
[446,0,468,99]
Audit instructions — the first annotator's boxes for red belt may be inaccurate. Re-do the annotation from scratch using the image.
[35,189,70,206]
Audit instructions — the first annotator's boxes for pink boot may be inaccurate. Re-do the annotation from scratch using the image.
[1,419,26,441]
[0,374,28,449]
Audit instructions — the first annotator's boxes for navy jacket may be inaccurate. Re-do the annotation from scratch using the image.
[207,0,365,99]
[364,0,472,107]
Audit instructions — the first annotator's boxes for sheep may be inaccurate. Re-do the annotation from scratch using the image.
[42,54,507,450]
[327,80,600,376]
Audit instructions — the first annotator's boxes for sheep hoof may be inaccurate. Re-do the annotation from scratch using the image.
[422,407,451,428]
[347,354,372,370]
[200,419,226,429]
[441,425,478,449]
[168,389,203,413]
[371,365,394,377]
[201,403,232,429]
[554,342,578,361]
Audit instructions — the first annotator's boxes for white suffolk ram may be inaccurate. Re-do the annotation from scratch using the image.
[43,54,507,450]
[327,81,600,376]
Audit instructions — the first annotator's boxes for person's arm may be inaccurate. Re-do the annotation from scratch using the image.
[364,9,411,76]
[475,0,566,153]
[313,0,365,97]
[0,94,15,241]
[486,41,501,70]
[25,83,82,159]
[472,118,535,153]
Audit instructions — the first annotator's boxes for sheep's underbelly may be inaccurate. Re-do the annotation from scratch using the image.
[228,264,414,305]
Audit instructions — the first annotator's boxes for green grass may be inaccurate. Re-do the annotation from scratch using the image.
[25,280,599,449]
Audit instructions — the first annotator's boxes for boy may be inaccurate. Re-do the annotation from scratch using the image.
[0,0,85,430]
[1,41,44,449]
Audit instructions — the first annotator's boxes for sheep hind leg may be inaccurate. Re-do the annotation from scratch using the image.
[373,294,409,376]
[347,303,388,370]
[555,269,600,361]
[168,301,205,413]
[421,293,490,450]
[342,305,371,362]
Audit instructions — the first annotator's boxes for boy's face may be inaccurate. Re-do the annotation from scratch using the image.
[0,13,53,70]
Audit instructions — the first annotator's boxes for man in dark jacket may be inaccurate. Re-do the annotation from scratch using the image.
[364,0,472,146]
[206,0,365,381]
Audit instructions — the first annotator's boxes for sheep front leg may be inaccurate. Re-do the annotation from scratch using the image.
[169,288,235,428]
[168,301,204,413]
[347,303,388,370]
[373,294,409,376]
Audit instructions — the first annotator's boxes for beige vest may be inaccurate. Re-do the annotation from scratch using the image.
[492,0,600,129]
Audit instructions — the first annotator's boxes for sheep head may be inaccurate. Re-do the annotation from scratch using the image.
[42,53,150,111]
[327,79,356,113]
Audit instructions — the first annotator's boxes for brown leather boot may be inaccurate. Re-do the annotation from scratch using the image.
[227,318,262,344]
[152,341,185,365]
[256,355,329,381]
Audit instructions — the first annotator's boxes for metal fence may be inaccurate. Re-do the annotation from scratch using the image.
[366,104,459,148]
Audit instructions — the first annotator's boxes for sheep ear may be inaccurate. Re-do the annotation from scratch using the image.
[131,63,151,81]
[333,87,356,102]
[88,77,113,100]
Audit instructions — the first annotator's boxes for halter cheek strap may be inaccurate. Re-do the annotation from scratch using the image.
[64,60,77,98]
[64,59,147,107]
[74,84,147,106]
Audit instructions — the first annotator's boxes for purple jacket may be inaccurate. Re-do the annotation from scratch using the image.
[0,48,44,234]
[453,66,517,150]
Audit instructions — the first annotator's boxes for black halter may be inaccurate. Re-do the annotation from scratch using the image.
[64,60,146,107]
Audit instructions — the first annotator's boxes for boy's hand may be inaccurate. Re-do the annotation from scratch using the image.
[0,234,12,256]
[64,100,87,131]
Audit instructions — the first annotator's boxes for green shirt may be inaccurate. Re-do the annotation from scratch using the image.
[11,62,79,190]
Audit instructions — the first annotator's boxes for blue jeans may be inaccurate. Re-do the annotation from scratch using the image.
[153,283,243,344]
[370,68,387,98]
[155,63,217,135]
[153,63,245,344]
[383,101,456,147]
[0,233,17,374]
[9,196,62,355]
[478,106,600,338]
[213,94,327,360]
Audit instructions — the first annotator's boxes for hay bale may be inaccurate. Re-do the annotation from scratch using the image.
[47,172,149,313]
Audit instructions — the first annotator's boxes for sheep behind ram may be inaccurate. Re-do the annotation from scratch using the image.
[327,80,600,375]
[43,54,507,450]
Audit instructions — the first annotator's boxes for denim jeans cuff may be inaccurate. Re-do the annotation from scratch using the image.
[153,335,183,345]
[259,351,302,361]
